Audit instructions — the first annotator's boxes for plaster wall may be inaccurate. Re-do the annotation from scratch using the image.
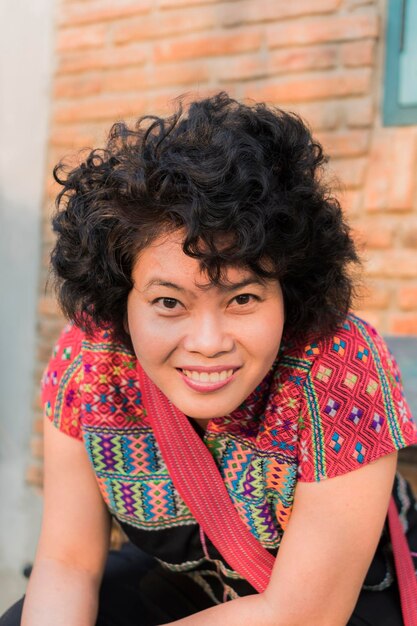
[0,0,55,610]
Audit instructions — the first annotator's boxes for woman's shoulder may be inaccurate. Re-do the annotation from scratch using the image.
[45,321,136,361]
[280,312,391,368]
[292,312,417,482]
[42,321,140,440]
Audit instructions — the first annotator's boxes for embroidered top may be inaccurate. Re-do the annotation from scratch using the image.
[41,313,417,601]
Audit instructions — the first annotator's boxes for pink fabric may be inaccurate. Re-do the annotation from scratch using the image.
[137,362,275,593]
[387,497,417,626]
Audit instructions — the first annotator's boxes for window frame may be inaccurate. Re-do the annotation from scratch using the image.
[383,0,417,126]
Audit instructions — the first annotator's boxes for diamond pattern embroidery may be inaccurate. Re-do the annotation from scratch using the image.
[357,347,369,362]
[344,372,358,389]
[348,406,363,426]
[316,365,332,383]
[305,343,320,356]
[332,337,346,355]
[62,347,72,360]
[324,398,340,418]
[330,432,344,453]
[371,413,384,433]
[353,442,366,463]
[366,379,378,396]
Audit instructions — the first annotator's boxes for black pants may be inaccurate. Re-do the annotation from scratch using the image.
[0,543,214,626]
[0,542,404,626]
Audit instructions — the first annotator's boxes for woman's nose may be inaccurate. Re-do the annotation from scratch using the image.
[182,313,234,357]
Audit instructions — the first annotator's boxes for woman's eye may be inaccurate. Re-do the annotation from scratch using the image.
[154,297,181,310]
[233,294,258,306]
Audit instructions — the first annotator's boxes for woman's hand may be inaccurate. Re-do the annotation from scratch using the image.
[164,451,397,626]
[21,416,111,626]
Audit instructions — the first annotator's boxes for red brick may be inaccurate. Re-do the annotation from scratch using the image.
[103,63,210,92]
[222,0,342,26]
[266,13,379,48]
[31,437,44,460]
[59,1,152,26]
[291,101,342,130]
[363,223,394,250]
[217,55,266,82]
[58,45,147,75]
[25,464,43,488]
[388,314,417,335]
[160,0,219,6]
[341,40,375,67]
[339,189,362,215]
[43,173,61,199]
[398,286,417,311]
[217,46,339,84]
[38,340,56,363]
[32,393,43,412]
[269,45,339,74]
[33,418,44,436]
[363,227,394,250]
[154,30,262,63]
[147,87,222,115]
[347,0,375,8]
[113,8,216,44]
[388,132,417,211]
[344,98,373,127]
[352,309,383,329]
[49,127,97,149]
[316,129,370,157]
[364,283,391,310]
[367,251,417,279]
[330,157,367,188]
[54,74,102,99]
[38,296,60,317]
[53,96,150,124]
[56,24,107,53]
[402,227,417,249]
[37,312,66,336]
[364,129,417,212]
[243,69,371,104]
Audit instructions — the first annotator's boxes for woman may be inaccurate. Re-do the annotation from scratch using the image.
[2,92,417,625]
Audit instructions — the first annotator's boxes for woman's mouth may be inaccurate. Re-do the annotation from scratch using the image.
[177,367,239,392]
[183,369,234,383]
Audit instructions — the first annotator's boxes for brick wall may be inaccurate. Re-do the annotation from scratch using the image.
[28,0,417,487]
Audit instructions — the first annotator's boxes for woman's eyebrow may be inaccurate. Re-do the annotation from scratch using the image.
[218,278,266,292]
[143,277,266,293]
[144,279,186,292]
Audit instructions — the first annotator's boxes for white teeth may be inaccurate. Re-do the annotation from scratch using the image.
[182,369,234,383]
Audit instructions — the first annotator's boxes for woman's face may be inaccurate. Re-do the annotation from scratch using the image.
[127,231,285,422]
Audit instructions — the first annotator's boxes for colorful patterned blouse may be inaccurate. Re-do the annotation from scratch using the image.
[42,313,417,602]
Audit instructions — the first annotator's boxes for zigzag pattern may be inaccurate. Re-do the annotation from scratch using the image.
[298,314,417,481]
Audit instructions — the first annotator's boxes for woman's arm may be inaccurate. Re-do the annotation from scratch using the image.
[164,451,397,626]
[21,416,111,626]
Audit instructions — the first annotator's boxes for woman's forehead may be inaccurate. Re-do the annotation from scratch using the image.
[132,231,264,290]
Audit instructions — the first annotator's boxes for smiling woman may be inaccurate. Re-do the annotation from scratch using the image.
[127,232,285,422]
[1,93,417,626]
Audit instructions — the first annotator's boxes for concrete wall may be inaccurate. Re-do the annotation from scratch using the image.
[0,0,55,610]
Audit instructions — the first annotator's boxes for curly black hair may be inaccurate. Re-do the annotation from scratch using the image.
[52,91,360,346]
